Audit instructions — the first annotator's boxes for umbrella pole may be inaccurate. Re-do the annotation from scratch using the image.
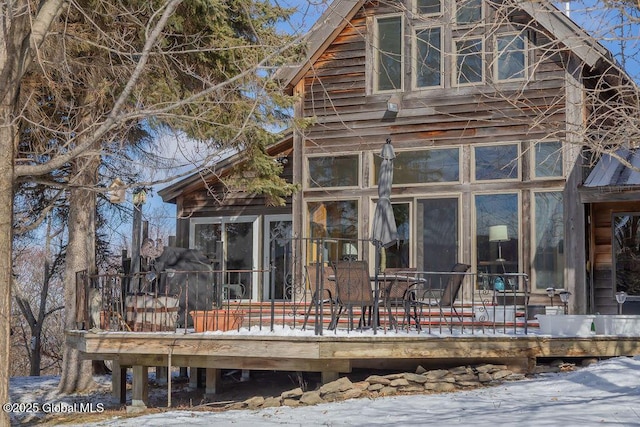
[373,240,381,335]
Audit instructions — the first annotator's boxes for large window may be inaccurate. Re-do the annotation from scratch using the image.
[375,16,403,92]
[475,193,519,286]
[496,33,527,81]
[374,148,459,185]
[533,141,563,178]
[308,200,359,260]
[191,217,259,300]
[415,27,442,88]
[533,192,564,290]
[307,155,359,188]
[613,213,640,299]
[417,198,459,273]
[473,144,519,181]
[454,38,483,85]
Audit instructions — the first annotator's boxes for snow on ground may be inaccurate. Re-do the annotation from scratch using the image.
[8,356,640,426]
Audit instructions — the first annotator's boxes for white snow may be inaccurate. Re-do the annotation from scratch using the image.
[8,356,640,426]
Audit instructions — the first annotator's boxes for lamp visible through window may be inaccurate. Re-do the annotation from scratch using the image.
[489,225,509,262]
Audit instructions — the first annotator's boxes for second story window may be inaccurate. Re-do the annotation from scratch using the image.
[454,37,483,85]
[307,155,360,188]
[496,33,527,81]
[375,15,403,92]
[456,0,482,25]
[415,27,443,88]
[416,0,441,15]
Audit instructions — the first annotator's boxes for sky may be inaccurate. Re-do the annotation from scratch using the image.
[9,355,640,426]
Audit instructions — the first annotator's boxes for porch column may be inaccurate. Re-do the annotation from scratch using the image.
[205,368,222,396]
[130,365,149,409]
[111,361,127,404]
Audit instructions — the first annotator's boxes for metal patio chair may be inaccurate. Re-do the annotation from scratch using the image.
[405,263,471,330]
[302,263,337,329]
[333,260,375,330]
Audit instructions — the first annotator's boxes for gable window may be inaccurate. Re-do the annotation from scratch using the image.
[375,15,403,92]
[496,33,527,81]
[533,141,563,178]
[415,27,442,88]
[473,144,519,181]
[456,0,482,25]
[416,0,441,15]
[374,147,459,184]
[454,38,483,85]
[307,155,359,188]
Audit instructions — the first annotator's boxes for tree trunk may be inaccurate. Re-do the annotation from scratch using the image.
[58,151,99,394]
[0,104,16,427]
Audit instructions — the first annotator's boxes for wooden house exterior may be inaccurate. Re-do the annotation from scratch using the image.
[277,0,631,314]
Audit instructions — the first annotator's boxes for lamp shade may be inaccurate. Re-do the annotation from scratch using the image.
[343,242,358,256]
[489,225,509,242]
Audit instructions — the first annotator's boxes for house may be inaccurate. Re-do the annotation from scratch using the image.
[160,0,639,315]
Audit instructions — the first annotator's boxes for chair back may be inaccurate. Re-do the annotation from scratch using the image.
[439,263,470,307]
[305,263,336,300]
[382,267,416,299]
[334,261,374,306]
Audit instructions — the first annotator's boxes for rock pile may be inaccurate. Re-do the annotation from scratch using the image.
[228,363,531,410]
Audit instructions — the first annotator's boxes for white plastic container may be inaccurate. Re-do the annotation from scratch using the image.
[593,315,640,335]
[473,306,516,323]
[535,314,596,336]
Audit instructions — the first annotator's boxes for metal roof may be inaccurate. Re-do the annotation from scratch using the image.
[584,148,640,188]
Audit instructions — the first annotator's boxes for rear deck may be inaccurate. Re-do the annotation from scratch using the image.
[66,318,640,408]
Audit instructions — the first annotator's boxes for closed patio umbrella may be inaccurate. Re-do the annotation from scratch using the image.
[371,139,398,333]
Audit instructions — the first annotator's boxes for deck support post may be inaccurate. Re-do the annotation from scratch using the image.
[111,361,127,404]
[156,366,168,385]
[130,365,149,408]
[321,371,339,384]
[189,367,200,388]
[205,368,222,396]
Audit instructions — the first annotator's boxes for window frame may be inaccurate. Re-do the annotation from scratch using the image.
[471,142,521,183]
[373,14,405,94]
[412,25,444,90]
[372,146,461,187]
[454,0,483,27]
[494,31,528,82]
[531,140,564,180]
[612,211,640,301]
[305,153,361,190]
[305,198,361,262]
[452,36,485,86]
[531,190,565,292]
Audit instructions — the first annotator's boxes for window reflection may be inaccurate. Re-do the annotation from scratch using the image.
[474,144,519,180]
[308,200,359,261]
[374,148,459,184]
[614,213,640,298]
[534,192,564,290]
[308,155,359,188]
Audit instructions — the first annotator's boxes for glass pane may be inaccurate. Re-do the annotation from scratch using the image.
[456,0,482,24]
[474,144,518,180]
[476,193,519,287]
[614,214,640,297]
[416,27,442,87]
[455,38,483,84]
[384,203,411,269]
[308,155,359,188]
[534,141,563,178]
[308,200,359,261]
[417,198,459,273]
[497,34,525,80]
[417,0,440,14]
[194,223,222,259]
[377,16,402,91]
[226,222,253,299]
[374,148,459,184]
[534,192,564,290]
[268,220,292,300]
